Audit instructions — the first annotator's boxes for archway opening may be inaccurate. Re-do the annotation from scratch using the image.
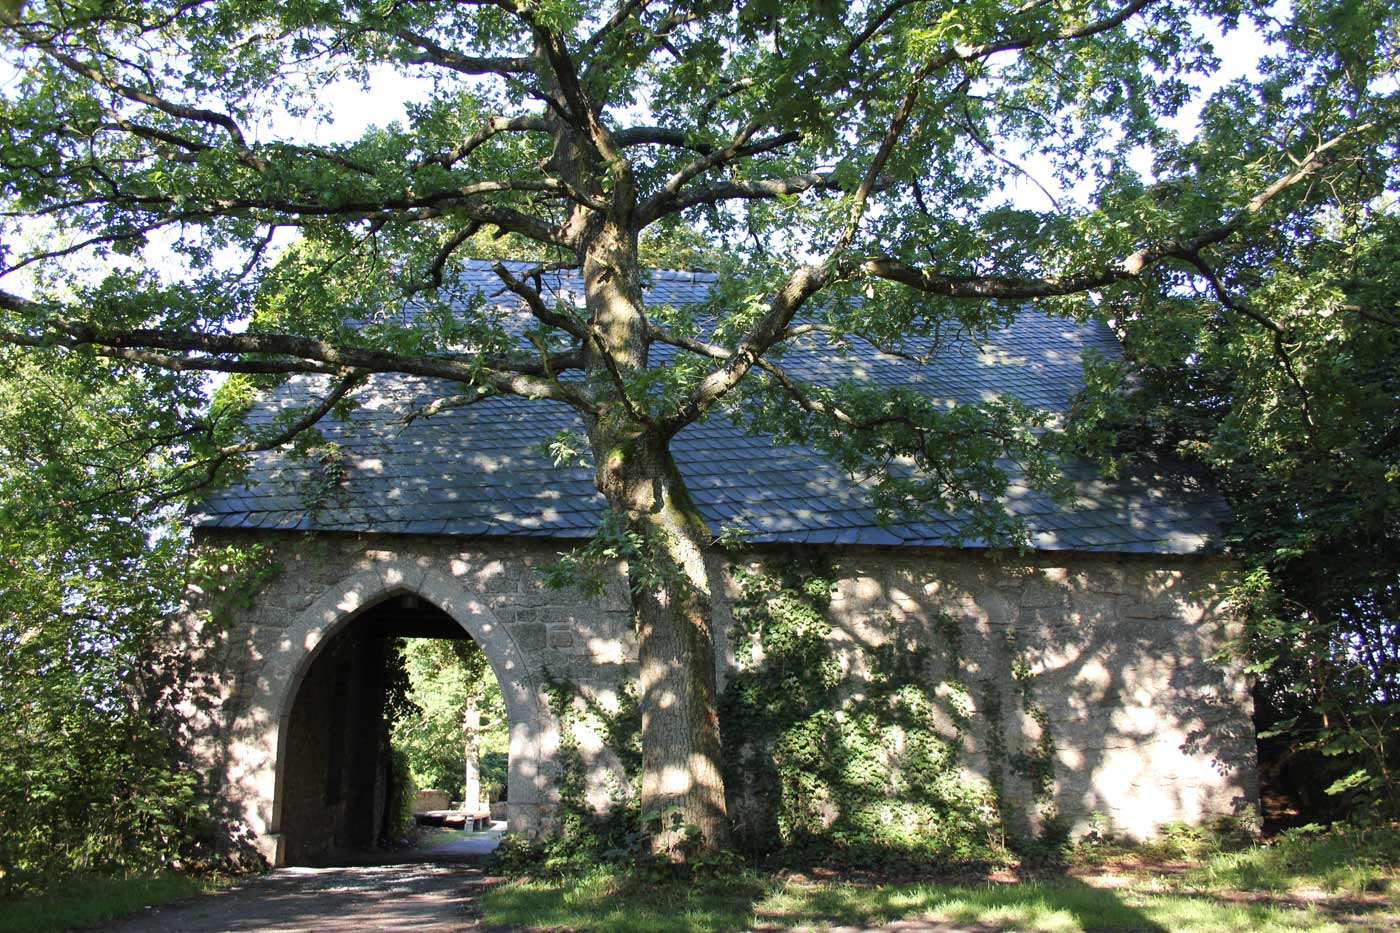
[277,591,508,865]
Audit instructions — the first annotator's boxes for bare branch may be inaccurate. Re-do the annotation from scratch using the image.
[954,0,1164,61]
[491,260,587,339]
[833,73,969,254]
[582,0,653,55]
[1184,251,1318,438]
[504,0,628,178]
[648,322,916,431]
[0,328,343,375]
[957,105,1063,211]
[405,222,483,295]
[657,118,761,198]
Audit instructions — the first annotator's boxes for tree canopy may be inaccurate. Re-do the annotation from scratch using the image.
[0,349,214,893]
[1,0,1397,854]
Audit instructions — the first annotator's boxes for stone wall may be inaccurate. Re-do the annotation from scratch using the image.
[171,528,1255,865]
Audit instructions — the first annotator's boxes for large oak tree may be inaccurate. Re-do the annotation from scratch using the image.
[1,0,1394,852]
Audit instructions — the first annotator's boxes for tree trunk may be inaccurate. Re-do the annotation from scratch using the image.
[575,210,728,856]
[463,694,481,812]
[593,429,729,857]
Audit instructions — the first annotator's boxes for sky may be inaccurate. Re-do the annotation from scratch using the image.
[0,5,1282,292]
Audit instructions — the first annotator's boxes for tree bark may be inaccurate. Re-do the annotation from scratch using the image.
[591,427,729,856]
[574,214,728,856]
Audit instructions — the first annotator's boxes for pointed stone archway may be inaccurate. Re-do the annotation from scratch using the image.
[223,558,557,866]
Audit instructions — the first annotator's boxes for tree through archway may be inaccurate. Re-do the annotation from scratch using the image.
[392,635,509,822]
[276,591,506,864]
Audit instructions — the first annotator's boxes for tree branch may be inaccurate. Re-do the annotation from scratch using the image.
[833,73,969,254]
[1184,251,1319,439]
[657,263,833,434]
[582,0,653,56]
[860,123,1372,299]
[392,388,495,426]
[953,0,1164,61]
[491,260,588,339]
[0,289,595,410]
[390,28,532,76]
[640,172,847,223]
[404,222,484,295]
[614,126,714,153]
[34,43,253,151]
[160,370,364,504]
[638,126,803,224]
[844,0,925,57]
[423,114,553,169]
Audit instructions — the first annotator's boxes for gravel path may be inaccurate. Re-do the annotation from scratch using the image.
[101,829,507,933]
[102,861,502,933]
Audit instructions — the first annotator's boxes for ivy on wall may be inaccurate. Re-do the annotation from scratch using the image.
[502,555,1064,870]
[494,675,646,872]
[718,556,1008,866]
[185,541,282,632]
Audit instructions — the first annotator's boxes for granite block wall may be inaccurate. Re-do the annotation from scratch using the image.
[169,529,1256,865]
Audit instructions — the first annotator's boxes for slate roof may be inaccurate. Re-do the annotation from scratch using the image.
[191,260,1228,554]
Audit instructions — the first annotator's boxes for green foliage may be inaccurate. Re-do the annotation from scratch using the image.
[389,638,508,799]
[384,747,417,841]
[978,631,1063,860]
[719,557,1005,868]
[542,510,684,599]
[1067,185,1400,818]
[480,862,1380,933]
[1,0,1398,866]
[1050,3,1400,816]
[1191,823,1400,898]
[0,872,228,933]
[186,542,282,631]
[0,352,218,895]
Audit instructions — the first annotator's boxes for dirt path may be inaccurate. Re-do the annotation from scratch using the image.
[101,861,503,933]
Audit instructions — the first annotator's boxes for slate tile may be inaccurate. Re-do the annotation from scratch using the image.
[192,269,1227,556]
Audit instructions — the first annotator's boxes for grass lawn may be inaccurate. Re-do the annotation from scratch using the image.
[418,826,471,849]
[482,827,1400,932]
[0,873,228,933]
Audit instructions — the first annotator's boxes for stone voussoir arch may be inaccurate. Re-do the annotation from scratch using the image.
[230,555,556,866]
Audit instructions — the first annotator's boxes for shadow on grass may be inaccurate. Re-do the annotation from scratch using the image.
[481,868,1373,932]
[481,873,1172,932]
[0,874,223,933]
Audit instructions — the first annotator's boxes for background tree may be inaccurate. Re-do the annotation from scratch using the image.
[0,349,213,893]
[391,638,510,803]
[0,0,1395,853]
[1062,3,1400,819]
[1071,184,1400,817]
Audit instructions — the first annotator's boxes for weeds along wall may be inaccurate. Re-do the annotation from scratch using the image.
[174,530,1256,865]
